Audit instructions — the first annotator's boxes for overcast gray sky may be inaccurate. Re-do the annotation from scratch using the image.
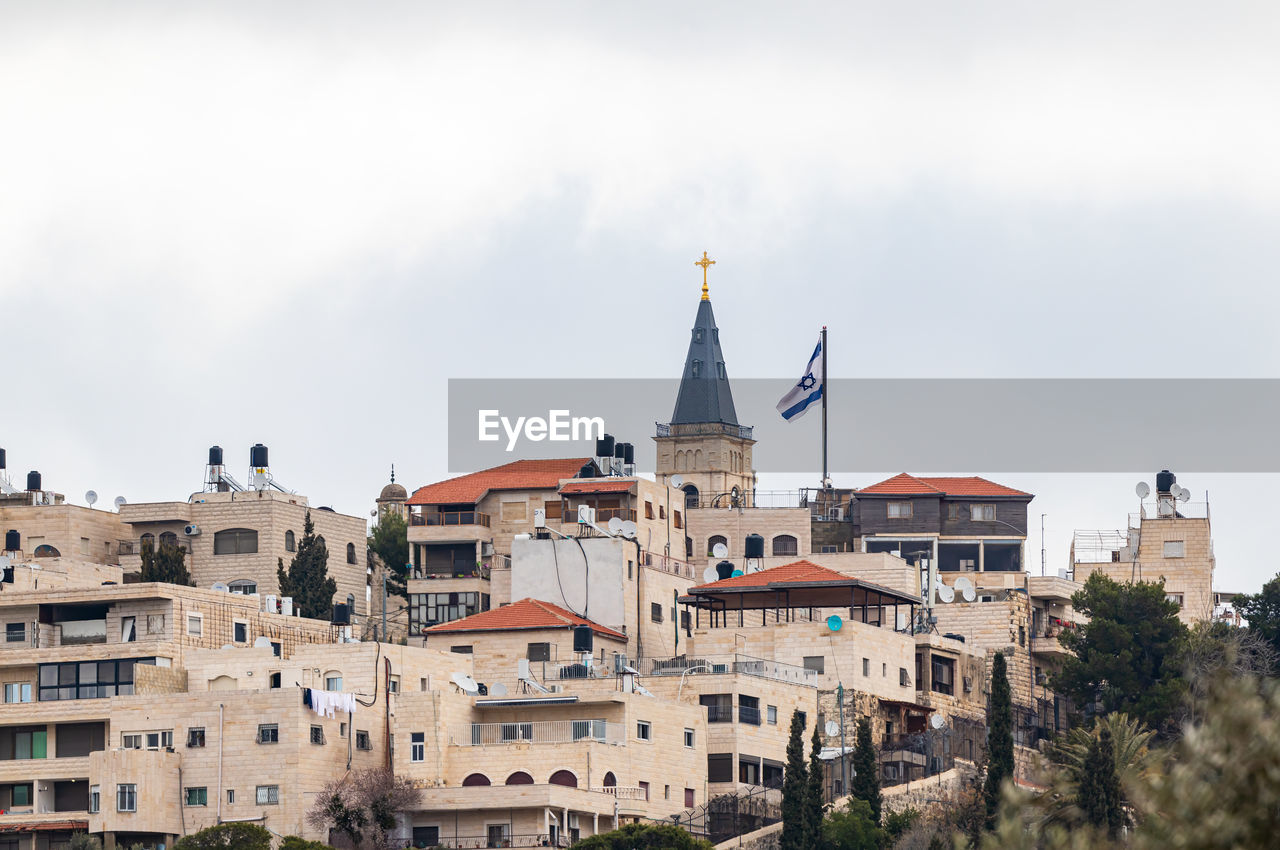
[3,2,1278,591]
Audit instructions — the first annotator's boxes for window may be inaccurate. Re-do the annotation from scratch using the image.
[409,592,484,632]
[527,642,551,663]
[413,827,441,848]
[13,729,47,759]
[707,535,728,557]
[700,693,733,723]
[5,623,25,643]
[186,614,202,637]
[233,622,248,643]
[947,503,962,520]
[638,780,650,801]
[673,509,683,529]
[285,530,296,552]
[187,728,206,748]
[1163,540,1186,558]
[229,580,257,595]
[450,646,472,655]
[971,504,996,521]
[862,657,870,677]
[120,616,136,643]
[691,359,702,377]
[900,667,911,687]
[347,542,357,565]
[739,695,761,725]
[257,724,278,744]
[708,753,733,782]
[89,785,100,813]
[931,657,955,695]
[256,785,279,805]
[772,535,798,556]
[651,603,663,623]
[887,501,913,519]
[310,725,325,745]
[739,755,762,784]
[213,528,258,555]
[803,656,825,675]
[411,732,425,762]
[795,710,806,728]
[325,673,343,690]
[685,788,696,807]
[766,705,777,725]
[122,733,141,749]
[1167,593,1185,608]
[665,784,670,800]
[389,676,399,693]
[544,499,562,520]
[684,728,695,748]
[356,730,371,750]
[637,721,651,741]
[4,683,32,703]
[117,784,137,812]
[340,723,347,738]
[185,787,208,807]
[645,500,655,520]
[227,789,235,804]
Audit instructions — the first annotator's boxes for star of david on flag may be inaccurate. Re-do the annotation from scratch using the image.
[776,336,824,421]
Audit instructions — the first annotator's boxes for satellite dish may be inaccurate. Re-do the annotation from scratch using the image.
[930,713,946,730]
[730,569,744,578]
[954,576,976,602]
[1135,482,1151,499]
[826,615,843,632]
[936,582,955,604]
[703,566,720,583]
[607,516,625,535]
[670,475,684,490]
[490,682,508,697]
[84,490,98,508]
[211,582,229,593]
[253,637,272,649]
[370,509,377,517]
[620,520,638,539]
[221,644,235,650]
[1177,486,1191,502]
[712,542,729,559]
[825,721,840,737]
[114,496,128,509]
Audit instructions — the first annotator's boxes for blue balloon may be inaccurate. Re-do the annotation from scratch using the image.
[827,615,843,632]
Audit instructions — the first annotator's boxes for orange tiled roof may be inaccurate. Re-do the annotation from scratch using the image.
[424,598,626,640]
[558,479,636,495]
[858,473,1030,498]
[406,458,592,505]
[690,559,850,591]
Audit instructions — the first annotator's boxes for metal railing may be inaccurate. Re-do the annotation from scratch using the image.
[646,654,819,686]
[411,566,491,580]
[451,720,624,747]
[397,834,558,849]
[642,553,695,579]
[704,705,734,723]
[410,511,491,528]
[656,422,754,440]
[738,705,761,725]
[117,539,189,556]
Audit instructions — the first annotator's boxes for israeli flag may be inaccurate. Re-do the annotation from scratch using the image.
[776,337,823,421]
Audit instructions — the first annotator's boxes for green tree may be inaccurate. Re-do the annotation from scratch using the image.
[139,538,193,586]
[983,652,1014,829]
[850,717,881,824]
[780,710,809,850]
[1233,573,1280,660]
[173,823,272,850]
[821,797,886,850]
[278,511,338,619]
[67,835,102,850]
[806,719,826,844]
[570,821,713,849]
[1077,726,1123,837]
[279,839,335,850]
[1042,712,1158,831]
[1053,572,1188,733]
[368,511,409,601]
[882,807,919,845]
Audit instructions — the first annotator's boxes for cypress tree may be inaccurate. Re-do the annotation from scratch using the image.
[277,511,338,619]
[850,717,882,824]
[983,651,1014,828]
[1079,726,1124,837]
[779,711,808,850]
[805,719,826,845]
[139,539,194,586]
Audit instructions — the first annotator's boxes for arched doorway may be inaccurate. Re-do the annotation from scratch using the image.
[602,772,616,787]
[505,771,533,785]
[462,773,490,786]
[683,484,699,510]
[549,770,578,788]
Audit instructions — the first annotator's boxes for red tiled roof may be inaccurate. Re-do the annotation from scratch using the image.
[690,559,850,591]
[406,458,592,505]
[424,598,626,640]
[857,473,1030,498]
[559,479,636,495]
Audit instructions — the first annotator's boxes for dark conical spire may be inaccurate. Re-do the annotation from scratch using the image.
[670,297,739,426]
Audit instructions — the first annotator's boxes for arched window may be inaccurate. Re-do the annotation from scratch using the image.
[213,529,258,555]
[228,580,257,595]
[772,535,798,557]
[285,530,295,552]
[140,533,155,549]
[549,770,578,788]
[158,531,178,548]
[602,772,616,787]
[462,773,490,787]
[707,535,728,557]
[324,671,343,691]
[685,536,693,559]
[346,542,357,564]
[683,484,699,511]
[505,771,534,786]
[33,544,60,558]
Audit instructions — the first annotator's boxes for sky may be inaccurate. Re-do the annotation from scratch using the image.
[2,2,1278,591]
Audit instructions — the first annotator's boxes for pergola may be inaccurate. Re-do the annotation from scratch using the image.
[679,560,919,631]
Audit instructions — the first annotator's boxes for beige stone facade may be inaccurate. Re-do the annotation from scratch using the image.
[0,500,128,566]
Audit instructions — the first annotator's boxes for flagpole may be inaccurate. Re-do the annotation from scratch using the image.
[821,325,828,488]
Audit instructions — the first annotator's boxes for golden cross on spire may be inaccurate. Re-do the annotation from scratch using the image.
[695,251,716,300]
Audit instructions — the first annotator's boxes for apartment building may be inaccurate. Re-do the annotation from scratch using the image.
[1,473,127,567]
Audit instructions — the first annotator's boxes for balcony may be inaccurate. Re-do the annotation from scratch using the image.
[1030,632,1072,658]
[588,785,648,800]
[450,720,624,747]
[656,422,754,440]
[411,511,491,528]
[647,654,819,687]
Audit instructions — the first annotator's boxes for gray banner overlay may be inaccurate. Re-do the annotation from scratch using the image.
[448,379,1279,473]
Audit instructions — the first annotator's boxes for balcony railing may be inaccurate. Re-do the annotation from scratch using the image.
[588,784,648,800]
[656,422,754,440]
[705,705,734,723]
[396,834,558,849]
[738,705,761,725]
[647,654,819,687]
[411,566,491,581]
[410,511,491,528]
[451,720,624,747]
[642,553,695,579]
[117,539,189,556]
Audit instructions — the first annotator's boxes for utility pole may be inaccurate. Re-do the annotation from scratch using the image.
[381,569,388,642]
[1040,513,1046,577]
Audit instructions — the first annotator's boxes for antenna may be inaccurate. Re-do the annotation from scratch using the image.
[113,496,127,510]
[84,490,98,508]
[711,542,729,559]
[1135,481,1150,499]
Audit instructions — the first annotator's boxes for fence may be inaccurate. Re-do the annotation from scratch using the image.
[451,720,625,747]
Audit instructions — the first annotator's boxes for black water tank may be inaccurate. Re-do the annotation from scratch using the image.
[622,443,635,465]
[744,534,765,559]
[716,560,735,580]
[1156,469,1176,494]
[596,434,615,458]
[614,442,626,459]
[4,530,18,552]
[208,445,224,466]
[579,462,596,479]
[331,603,351,626]
[0,448,6,470]
[25,471,40,492]
[573,623,594,653]
[250,444,269,468]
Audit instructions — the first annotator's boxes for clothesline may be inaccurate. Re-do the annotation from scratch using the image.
[303,687,358,718]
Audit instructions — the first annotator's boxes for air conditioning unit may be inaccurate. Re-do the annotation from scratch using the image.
[184,524,201,536]
[481,542,494,556]
[548,684,563,693]
[533,509,546,529]
[577,505,595,525]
